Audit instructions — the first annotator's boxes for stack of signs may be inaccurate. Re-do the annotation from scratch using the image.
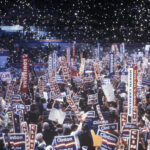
[54,135,76,150]
[20,122,30,150]
[3,133,26,150]
[49,77,62,100]
[93,63,101,81]
[121,122,138,144]
[5,83,14,102]
[79,58,85,76]
[97,130,118,150]
[21,54,29,92]
[66,94,81,121]
[61,56,70,81]
[29,124,37,150]
[87,93,98,105]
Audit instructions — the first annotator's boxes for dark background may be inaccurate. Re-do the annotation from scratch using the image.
[0,0,150,43]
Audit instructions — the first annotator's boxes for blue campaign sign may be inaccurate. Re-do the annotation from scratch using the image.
[97,130,118,150]
[4,133,26,150]
[54,135,76,150]
[98,123,118,132]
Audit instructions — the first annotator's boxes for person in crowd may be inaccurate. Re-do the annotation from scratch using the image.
[35,133,46,150]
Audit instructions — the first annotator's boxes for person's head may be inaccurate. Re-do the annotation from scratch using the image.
[56,124,63,135]
[36,133,44,143]
[43,122,49,130]
[63,128,71,135]
[71,124,78,131]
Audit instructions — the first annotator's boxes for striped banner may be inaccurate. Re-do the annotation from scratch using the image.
[21,54,29,92]
[29,124,37,150]
[21,122,30,150]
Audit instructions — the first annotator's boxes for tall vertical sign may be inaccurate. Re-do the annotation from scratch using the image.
[66,47,71,67]
[21,54,29,92]
[128,66,137,118]
[72,41,76,61]
[53,51,57,73]
[109,53,114,76]
[97,43,100,60]
[48,54,53,78]
[120,43,125,54]
[128,67,133,117]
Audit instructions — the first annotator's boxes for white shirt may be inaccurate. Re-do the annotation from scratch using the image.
[71,122,83,149]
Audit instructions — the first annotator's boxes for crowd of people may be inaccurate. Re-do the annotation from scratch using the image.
[0,40,150,150]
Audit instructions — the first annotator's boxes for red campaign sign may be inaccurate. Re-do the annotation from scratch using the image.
[29,124,37,150]
[21,54,29,92]
[120,113,128,131]
[21,122,30,150]
[132,106,138,124]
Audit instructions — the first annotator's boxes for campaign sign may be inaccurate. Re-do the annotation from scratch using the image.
[29,124,37,150]
[122,123,138,138]
[88,94,98,105]
[98,123,118,132]
[97,130,118,150]
[0,72,12,83]
[3,133,26,150]
[120,113,128,131]
[129,129,139,150]
[16,105,30,111]
[54,135,76,150]
[87,118,109,134]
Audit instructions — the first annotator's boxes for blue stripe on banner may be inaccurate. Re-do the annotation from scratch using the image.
[0,53,9,56]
